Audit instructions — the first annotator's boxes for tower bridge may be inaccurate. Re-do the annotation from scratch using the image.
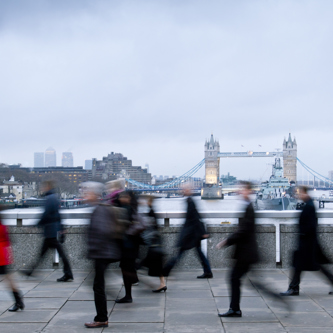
[202,133,297,199]
[125,133,298,198]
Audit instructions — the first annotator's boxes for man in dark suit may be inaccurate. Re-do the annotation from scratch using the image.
[163,186,213,279]
[281,186,333,296]
[24,180,73,282]
[217,181,259,317]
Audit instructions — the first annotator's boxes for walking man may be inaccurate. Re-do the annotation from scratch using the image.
[24,180,73,282]
[163,186,213,279]
[280,186,333,296]
[217,181,259,317]
[83,182,122,329]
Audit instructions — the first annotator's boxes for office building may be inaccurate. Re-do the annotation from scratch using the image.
[62,152,74,167]
[34,152,44,167]
[45,147,56,167]
[85,160,92,170]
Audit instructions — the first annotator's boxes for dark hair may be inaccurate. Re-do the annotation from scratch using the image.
[43,180,55,189]
[239,181,252,190]
[298,185,308,194]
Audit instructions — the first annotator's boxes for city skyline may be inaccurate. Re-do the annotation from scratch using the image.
[1,2,333,179]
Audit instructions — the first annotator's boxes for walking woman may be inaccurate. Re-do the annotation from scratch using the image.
[116,191,144,303]
[140,196,166,292]
[0,205,24,312]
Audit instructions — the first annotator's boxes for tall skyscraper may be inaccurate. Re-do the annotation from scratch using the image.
[45,147,56,167]
[34,152,44,167]
[62,152,74,167]
[85,160,92,170]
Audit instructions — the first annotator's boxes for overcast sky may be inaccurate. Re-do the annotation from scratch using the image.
[1,1,333,181]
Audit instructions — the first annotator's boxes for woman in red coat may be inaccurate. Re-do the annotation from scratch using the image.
[0,207,24,311]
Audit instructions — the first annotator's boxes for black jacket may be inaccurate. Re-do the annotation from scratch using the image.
[87,204,121,260]
[178,197,206,250]
[38,189,62,239]
[294,198,329,271]
[226,201,259,265]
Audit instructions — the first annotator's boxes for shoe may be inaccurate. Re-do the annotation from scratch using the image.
[218,309,242,317]
[329,291,333,295]
[197,272,213,279]
[84,321,108,328]
[9,292,24,312]
[20,269,33,277]
[115,297,133,303]
[57,274,74,282]
[132,282,139,286]
[152,286,167,293]
[280,289,299,296]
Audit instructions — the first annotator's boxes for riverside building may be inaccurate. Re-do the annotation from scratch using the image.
[92,152,151,185]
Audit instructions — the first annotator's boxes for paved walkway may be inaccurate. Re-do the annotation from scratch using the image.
[1,269,333,332]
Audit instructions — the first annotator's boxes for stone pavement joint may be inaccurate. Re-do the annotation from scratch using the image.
[1,268,333,332]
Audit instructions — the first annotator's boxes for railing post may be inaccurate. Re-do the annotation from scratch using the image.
[17,218,22,226]
[164,218,170,227]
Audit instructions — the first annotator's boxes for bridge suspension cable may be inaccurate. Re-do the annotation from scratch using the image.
[125,159,206,190]
[297,158,333,185]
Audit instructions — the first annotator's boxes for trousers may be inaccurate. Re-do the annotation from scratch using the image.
[33,238,72,276]
[163,244,212,276]
[230,263,250,311]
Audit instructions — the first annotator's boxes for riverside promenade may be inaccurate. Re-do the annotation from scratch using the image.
[1,269,333,332]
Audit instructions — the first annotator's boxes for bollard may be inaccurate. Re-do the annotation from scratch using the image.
[164,218,170,227]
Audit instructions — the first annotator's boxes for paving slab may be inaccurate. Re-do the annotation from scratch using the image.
[224,322,286,333]
[0,323,45,333]
[110,306,164,323]
[47,300,114,328]
[220,308,279,323]
[275,310,333,327]
[0,309,57,323]
[22,297,67,310]
[103,323,164,332]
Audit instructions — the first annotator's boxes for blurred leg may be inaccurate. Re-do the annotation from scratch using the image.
[93,259,109,322]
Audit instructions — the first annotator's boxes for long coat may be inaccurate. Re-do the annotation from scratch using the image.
[293,198,329,271]
[178,197,206,251]
[38,189,62,239]
[87,204,121,261]
[0,223,12,266]
[226,201,259,265]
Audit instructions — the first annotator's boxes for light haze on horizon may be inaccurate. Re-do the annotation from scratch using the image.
[1,1,333,180]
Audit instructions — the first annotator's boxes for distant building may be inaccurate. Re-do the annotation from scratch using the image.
[92,152,151,185]
[30,167,89,185]
[85,160,92,170]
[0,176,23,201]
[62,152,74,167]
[34,152,44,167]
[45,147,56,167]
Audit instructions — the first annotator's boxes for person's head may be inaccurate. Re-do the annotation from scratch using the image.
[239,181,252,200]
[298,186,310,202]
[42,180,55,193]
[147,196,154,207]
[181,184,193,197]
[81,182,104,203]
[119,191,131,206]
[105,179,125,194]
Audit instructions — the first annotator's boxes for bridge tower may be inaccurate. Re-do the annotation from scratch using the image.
[283,133,297,183]
[202,134,223,199]
[204,134,220,185]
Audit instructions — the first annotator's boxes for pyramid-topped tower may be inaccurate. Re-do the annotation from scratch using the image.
[204,134,220,185]
[283,133,297,183]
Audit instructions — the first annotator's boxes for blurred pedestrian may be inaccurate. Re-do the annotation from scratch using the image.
[0,205,24,312]
[280,186,333,296]
[116,191,145,303]
[105,179,125,206]
[139,196,166,292]
[23,180,73,282]
[163,186,212,279]
[216,181,259,317]
[84,182,122,329]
